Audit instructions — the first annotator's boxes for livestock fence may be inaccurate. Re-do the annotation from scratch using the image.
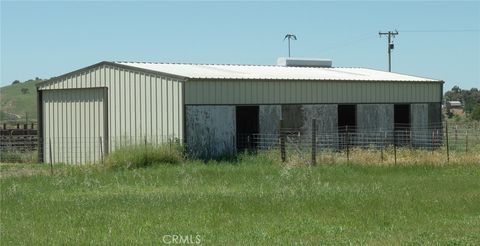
[237,120,480,165]
[0,121,479,165]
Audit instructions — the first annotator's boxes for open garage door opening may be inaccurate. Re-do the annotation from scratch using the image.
[236,106,259,151]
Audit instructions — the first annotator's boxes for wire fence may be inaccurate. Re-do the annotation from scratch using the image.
[0,122,479,165]
[237,121,479,165]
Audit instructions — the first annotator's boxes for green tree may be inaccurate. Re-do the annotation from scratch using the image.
[470,104,480,121]
[11,80,20,85]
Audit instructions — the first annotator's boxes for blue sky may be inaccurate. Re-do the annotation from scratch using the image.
[1,1,479,91]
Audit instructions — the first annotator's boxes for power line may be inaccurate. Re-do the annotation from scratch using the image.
[379,30,399,72]
[400,29,479,33]
[319,33,376,53]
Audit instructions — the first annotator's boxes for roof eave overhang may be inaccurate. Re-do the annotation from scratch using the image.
[36,61,189,88]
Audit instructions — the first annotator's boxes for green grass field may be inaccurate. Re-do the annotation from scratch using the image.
[1,159,479,245]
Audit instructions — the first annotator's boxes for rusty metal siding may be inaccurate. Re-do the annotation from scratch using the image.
[184,80,442,105]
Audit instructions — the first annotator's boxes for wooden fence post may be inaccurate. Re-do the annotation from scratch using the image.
[454,125,458,145]
[346,126,349,163]
[445,121,450,163]
[431,130,435,152]
[381,131,385,162]
[465,130,468,153]
[99,137,104,166]
[393,130,397,165]
[49,138,53,175]
[280,120,286,162]
[311,119,317,166]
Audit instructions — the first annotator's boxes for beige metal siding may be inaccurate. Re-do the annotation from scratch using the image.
[43,88,105,164]
[39,64,184,163]
[184,80,442,105]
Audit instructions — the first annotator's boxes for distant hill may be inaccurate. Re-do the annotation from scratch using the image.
[0,79,42,122]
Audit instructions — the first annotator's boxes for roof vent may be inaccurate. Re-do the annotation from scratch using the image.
[277,57,332,68]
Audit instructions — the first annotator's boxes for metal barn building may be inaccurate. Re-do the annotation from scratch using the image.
[37,59,443,163]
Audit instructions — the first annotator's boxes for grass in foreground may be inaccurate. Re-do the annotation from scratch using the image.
[1,158,479,245]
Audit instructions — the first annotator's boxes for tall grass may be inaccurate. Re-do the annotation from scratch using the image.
[0,150,37,163]
[105,143,183,169]
[266,146,480,167]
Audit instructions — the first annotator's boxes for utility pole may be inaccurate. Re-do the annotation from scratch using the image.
[284,34,297,57]
[379,30,398,72]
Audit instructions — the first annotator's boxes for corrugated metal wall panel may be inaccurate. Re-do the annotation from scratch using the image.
[42,88,105,164]
[184,80,442,105]
[39,64,184,164]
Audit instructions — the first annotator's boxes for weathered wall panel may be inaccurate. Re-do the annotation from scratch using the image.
[356,104,394,145]
[303,105,338,148]
[259,105,282,149]
[281,104,338,147]
[411,104,429,146]
[259,105,281,135]
[185,106,235,158]
[428,103,442,126]
[357,104,394,132]
[302,105,338,135]
[185,80,442,105]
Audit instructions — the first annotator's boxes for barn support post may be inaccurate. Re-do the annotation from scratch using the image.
[37,89,44,163]
[311,119,317,166]
[103,87,109,156]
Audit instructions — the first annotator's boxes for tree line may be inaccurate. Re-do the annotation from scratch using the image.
[444,86,480,121]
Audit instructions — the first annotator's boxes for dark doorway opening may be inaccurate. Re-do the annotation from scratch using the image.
[338,105,357,131]
[338,105,356,148]
[394,104,410,127]
[394,104,411,145]
[236,106,259,151]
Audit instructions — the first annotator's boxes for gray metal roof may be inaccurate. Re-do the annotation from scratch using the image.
[114,61,441,82]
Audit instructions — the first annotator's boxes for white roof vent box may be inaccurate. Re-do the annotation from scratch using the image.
[277,57,332,68]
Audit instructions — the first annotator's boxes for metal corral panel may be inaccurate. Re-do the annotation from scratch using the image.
[43,88,106,164]
[39,64,184,163]
[184,80,442,105]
